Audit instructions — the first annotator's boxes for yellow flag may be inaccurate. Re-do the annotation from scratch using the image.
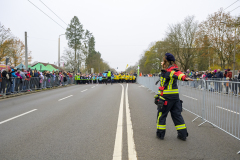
[126,64,128,68]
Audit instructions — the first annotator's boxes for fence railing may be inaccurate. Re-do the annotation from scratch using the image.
[0,76,75,96]
[137,77,240,143]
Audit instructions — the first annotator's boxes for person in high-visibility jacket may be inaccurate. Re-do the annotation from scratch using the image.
[121,73,125,83]
[75,73,80,84]
[114,74,119,83]
[75,74,78,84]
[155,53,193,141]
[118,73,122,83]
[106,69,112,85]
[129,74,133,83]
[125,74,130,83]
[133,75,136,83]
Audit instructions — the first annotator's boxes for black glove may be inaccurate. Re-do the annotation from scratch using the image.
[155,80,159,85]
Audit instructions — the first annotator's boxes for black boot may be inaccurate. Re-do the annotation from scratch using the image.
[156,131,165,140]
[177,132,188,141]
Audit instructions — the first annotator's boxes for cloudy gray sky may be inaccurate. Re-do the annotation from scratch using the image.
[0,0,239,71]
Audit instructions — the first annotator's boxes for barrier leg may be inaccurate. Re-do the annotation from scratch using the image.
[192,116,201,122]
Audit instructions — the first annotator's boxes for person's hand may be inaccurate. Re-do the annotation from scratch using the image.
[185,77,193,81]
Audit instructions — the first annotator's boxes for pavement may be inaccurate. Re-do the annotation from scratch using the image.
[0,83,239,160]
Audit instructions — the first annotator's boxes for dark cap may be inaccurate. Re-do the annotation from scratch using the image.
[165,53,175,62]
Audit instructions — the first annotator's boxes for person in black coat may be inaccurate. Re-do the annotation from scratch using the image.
[214,69,224,92]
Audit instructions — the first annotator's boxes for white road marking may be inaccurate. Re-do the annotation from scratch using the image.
[58,95,73,101]
[81,89,88,92]
[91,86,95,88]
[216,106,239,115]
[0,109,37,125]
[125,83,138,160]
[183,95,198,101]
[113,84,124,160]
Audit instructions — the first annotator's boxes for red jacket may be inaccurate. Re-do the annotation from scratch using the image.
[226,71,232,79]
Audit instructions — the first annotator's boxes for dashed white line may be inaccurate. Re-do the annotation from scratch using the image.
[58,95,73,101]
[0,109,37,125]
[113,84,124,160]
[125,83,138,160]
[81,89,88,92]
[183,95,198,100]
[216,106,239,115]
[91,86,95,88]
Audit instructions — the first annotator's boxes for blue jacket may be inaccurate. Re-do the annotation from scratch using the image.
[207,73,212,78]
[34,72,39,77]
[11,69,17,77]
[215,72,223,78]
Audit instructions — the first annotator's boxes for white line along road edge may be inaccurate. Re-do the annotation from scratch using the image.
[81,89,88,93]
[58,95,73,101]
[126,83,138,160]
[183,95,198,101]
[0,109,37,125]
[113,84,124,160]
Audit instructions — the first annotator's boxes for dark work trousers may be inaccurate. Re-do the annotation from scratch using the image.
[156,99,188,138]
[106,77,112,85]
[15,78,20,92]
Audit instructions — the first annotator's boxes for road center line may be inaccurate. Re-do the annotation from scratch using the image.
[81,89,88,92]
[183,95,198,100]
[0,109,37,125]
[125,83,138,159]
[216,106,239,114]
[58,95,73,101]
[113,84,124,160]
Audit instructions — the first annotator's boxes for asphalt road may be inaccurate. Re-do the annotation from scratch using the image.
[0,83,240,160]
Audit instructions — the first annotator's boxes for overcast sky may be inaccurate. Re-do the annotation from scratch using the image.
[0,0,239,71]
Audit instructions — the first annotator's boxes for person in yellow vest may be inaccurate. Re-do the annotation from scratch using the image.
[121,73,125,83]
[106,69,112,85]
[114,73,119,83]
[75,74,78,84]
[133,75,136,83]
[118,73,122,83]
[125,73,130,83]
[129,74,133,83]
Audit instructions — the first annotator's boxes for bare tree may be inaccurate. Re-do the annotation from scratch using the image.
[196,9,236,70]
[165,16,198,71]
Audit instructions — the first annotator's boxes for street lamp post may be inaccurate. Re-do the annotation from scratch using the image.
[58,34,65,68]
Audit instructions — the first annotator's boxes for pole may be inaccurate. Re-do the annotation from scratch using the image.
[233,28,236,77]
[208,47,210,69]
[138,65,139,76]
[25,32,28,70]
[58,37,60,68]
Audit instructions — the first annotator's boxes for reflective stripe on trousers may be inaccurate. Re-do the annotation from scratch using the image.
[175,124,186,130]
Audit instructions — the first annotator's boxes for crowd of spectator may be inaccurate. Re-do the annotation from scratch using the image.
[184,68,240,95]
[0,65,75,95]
[0,66,138,96]
[184,68,239,80]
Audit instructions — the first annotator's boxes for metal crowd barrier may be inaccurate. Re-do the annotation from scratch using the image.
[0,76,75,96]
[137,77,240,144]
